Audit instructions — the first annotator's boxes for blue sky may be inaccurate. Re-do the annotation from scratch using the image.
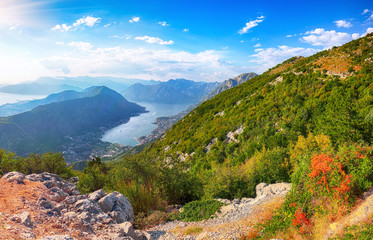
[0,0,372,83]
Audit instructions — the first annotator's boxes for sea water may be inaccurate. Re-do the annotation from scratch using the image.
[101,102,190,146]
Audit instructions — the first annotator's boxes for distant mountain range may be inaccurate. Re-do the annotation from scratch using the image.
[202,72,257,101]
[0,83,82,95]
[122,79,220,104]
[0,86,146,160]
[0,76,161,95]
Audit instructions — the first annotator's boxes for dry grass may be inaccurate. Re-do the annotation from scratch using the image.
[314,51,361,76]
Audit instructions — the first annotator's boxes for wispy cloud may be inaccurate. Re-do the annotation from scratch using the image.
[183,28,189,32]
[135,36,174,45]
[254,43,261,47]
[52,16,101,32]
[362,9,373,21]
[129,16,140,23]
[239,16,265,34]
[334,20,352,28]
[158,21,169,27]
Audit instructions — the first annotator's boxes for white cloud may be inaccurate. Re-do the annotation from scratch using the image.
[38,42,243,82]
[250,45,320,72]
[68,41,93,51]
[239,16,265,34]
[302,28,354,49]
[254,43,261,48]
[135,36,174,45]
[286,34,296,37]
[104,24,111,27]
[363,9,370,15]
[129,17,140,23]
[183,28,189,32]
[158,21,169,27]
[73,16,101,27]
[52,24,72,32]
[56,41,65,45]
[352,33,360,39]
[52,16,100,32]
[363,27,373,36]
[334,20,352,28]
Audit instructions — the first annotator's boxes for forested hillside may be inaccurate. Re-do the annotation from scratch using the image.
[81,33,373,217]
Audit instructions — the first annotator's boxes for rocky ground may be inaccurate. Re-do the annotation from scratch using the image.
[0,171,291,240]
[0,172,151,240]
[4,172,371,240]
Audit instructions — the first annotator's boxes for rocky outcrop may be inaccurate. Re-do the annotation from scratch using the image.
[148,182,291,240]
[216,182,291,219]
[0,172,149,240]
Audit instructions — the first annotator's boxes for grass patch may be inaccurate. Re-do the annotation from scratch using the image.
[184,226,204,235]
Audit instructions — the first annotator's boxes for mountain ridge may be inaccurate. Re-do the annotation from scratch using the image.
[0,86,146,161]
[122,78,220,104]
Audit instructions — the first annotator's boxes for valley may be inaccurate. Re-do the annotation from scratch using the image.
[0,2,372,239]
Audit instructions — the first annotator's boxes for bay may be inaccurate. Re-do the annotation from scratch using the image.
[101,102,190,146]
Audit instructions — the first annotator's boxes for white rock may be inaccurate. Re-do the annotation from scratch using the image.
[99,191,134,223]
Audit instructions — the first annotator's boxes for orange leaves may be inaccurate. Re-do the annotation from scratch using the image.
[292,207,311,234]
[309,154,333,180]
[308,153,352,202]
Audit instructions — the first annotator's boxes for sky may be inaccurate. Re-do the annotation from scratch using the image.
[0,0,372,84]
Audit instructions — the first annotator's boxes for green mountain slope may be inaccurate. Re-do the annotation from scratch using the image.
[0,86,146,159]
[108,33,373,204]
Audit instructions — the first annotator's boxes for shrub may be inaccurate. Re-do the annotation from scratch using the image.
[258,138,373,238]
[177,199,223,222]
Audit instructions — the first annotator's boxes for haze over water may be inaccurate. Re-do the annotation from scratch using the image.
[0,93,46,105]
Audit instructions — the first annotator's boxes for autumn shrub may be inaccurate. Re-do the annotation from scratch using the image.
[257,135,373,238]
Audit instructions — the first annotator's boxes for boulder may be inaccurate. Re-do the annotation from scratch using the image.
[89,189,106,202]
[74,199,102,214]
[2,171,25,184]
[48,187,68,203]
[256,182,291,198]
[135,230,154,240]
[98,191,134,223]
[11,212,32,227]
[37,197,54,209]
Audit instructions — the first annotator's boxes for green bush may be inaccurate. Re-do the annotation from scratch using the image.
[177,199,223,222]
[77,157,109,194]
